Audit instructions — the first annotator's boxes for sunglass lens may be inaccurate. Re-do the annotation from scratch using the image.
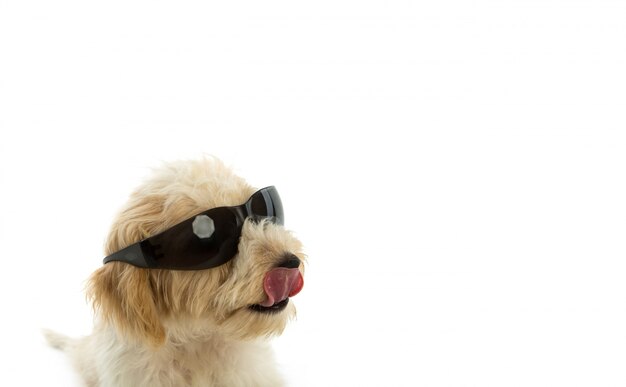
[149,208,240,269]
[249,187,284,224]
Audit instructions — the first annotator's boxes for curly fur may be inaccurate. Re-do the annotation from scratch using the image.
[46,157,305,387]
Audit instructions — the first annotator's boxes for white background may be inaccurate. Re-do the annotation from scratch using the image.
[1,0,625,386]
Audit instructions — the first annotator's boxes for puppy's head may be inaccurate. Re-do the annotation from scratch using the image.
[87,158,305,347]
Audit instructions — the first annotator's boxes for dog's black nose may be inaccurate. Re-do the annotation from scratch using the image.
[278,254,301,269]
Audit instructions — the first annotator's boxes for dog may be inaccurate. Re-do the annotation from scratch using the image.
[45,157,306,387]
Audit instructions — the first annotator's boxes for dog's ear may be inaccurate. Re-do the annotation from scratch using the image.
[89,190,169,347]
[87,263,166,348]
[88,191,168,347]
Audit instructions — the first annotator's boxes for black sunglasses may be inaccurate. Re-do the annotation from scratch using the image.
[103,186,284,270]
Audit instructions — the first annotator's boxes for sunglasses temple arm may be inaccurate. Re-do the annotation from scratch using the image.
[102,242,151,268]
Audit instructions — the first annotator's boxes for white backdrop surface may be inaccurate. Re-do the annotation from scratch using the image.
[1,1,625,386]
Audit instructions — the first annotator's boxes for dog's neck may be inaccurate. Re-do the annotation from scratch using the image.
[94,322,282,386]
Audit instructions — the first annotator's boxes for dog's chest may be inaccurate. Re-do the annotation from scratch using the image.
[99,336,283,387]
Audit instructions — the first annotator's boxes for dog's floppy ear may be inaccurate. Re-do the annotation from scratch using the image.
[87,263,166,348]
[88,192,167,348]
[87,191,165,348]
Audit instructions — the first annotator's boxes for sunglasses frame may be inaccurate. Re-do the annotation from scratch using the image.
[102,186,283,270]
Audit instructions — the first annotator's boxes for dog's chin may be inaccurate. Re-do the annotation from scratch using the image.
[248,298,290,314]
[214,301,295,340]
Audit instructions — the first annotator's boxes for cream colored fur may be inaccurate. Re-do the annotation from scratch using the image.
[46,157,305,387]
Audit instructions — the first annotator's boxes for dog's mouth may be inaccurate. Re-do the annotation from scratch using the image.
[248,298,290,313]
[248,267,303,314]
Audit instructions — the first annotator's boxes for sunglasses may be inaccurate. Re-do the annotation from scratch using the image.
[103,186,284,270]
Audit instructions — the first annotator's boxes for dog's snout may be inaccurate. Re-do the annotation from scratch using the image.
[278,254,301,269]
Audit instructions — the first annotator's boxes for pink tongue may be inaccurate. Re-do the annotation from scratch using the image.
[259,268,304,307]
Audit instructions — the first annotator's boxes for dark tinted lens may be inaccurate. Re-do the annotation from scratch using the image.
[249,187,284,224]
[142,208,240,269]
[104,187,285,270]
